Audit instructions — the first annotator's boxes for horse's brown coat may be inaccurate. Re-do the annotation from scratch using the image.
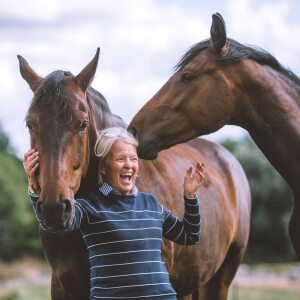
[129,13,300,259]
[19,46,250,299]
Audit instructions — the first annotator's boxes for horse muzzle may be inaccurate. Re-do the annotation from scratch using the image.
[137,141,159,160]
[36,199,74,232]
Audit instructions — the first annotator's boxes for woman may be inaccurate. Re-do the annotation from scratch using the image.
[24,127,206,300]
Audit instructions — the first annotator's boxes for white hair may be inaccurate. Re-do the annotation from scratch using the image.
[94,127,139,184]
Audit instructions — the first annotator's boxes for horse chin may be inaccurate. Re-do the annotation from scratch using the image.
[40,212,75,234]
[137,142,158,160]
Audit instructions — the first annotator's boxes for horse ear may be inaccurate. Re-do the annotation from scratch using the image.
[210,13,227,54]
[17,55,43,93]
[76,47,100,92]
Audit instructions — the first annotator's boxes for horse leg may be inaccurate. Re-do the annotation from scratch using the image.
[197,243,244,300]
[51,273,89,300]
[51,274,73,300]
[288,196,300,259]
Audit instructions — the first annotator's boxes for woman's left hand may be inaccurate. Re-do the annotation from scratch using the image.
[183,162,206,198]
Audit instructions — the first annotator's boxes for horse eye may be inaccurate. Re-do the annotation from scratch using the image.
[181,73,195,82]
[26,122,33,132]
[79,121,88,132]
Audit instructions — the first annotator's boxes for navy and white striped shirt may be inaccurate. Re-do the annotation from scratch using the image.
[30,183,200,299]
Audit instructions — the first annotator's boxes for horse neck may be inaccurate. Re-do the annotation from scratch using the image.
[76,87,127,196]
[87,87,127,130]
[233,64,300,191]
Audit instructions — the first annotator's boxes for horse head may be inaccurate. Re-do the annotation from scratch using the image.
[18,49,100,231]
[129,13,238,159]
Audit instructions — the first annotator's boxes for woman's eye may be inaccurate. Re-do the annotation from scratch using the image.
[79,121,88,132]
[181,73,195,82]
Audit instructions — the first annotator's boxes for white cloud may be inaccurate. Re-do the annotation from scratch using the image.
[0,0,299,157]
[0,0,62,22]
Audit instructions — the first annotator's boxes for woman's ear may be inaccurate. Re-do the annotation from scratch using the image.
[99,161,107,176]
[100,169,106,176]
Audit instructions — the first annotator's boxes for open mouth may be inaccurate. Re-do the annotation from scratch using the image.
[120,172,133,183]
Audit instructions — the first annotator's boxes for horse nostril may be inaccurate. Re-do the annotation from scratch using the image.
[62,199,72,218]
[129,126,138,138]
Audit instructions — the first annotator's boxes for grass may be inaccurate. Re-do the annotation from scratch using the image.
[1,285,300,300]
[0,287,50,300]
[0,259,299,300]
[229,286,300,300]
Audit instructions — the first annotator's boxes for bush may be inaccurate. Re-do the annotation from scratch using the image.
[222,137,295,262]
[0,126,41,261]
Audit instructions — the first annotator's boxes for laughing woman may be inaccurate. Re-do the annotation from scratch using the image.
[23,127,206,300]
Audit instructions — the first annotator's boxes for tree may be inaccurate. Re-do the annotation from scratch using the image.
[222,137,295,262]
[0,125,41,260]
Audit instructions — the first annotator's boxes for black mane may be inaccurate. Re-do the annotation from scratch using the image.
[32,70,73,106]
[175,38,300,86]
[28,70,74,122]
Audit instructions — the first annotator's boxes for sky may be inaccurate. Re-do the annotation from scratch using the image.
[0,0,299,158]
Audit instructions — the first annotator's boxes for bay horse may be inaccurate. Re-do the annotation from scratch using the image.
[129,12,300,259]
[18,48,250,300]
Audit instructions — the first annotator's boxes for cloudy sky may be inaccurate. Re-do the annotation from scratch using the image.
[1,0,299,157]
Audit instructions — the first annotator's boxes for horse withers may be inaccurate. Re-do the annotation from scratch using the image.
[19,48,250,300]
[129,12,300,259]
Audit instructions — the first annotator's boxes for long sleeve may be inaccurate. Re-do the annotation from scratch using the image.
[67,201,86,231]
[162,197,200,245]
[29,193,39,212]
[29,193,49,231]
[28,193,85,232]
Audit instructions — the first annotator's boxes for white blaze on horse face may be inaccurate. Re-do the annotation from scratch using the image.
[100,140,139,195]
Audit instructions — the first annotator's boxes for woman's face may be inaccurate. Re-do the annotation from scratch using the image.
[100,139,139,195]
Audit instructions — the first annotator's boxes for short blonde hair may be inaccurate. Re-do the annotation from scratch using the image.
[94,127,139,184]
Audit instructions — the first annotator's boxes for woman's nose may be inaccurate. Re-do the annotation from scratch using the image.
[124,158,132,168]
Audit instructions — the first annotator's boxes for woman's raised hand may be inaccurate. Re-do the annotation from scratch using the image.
[183,162,206,198]
[23,149,40,194]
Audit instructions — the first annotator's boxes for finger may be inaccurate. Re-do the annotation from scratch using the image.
[31,162,39,173]
[196,161,205,172]
[28,155,39,168]
[186,166,193,177]
[195,170,205,182]
[24,149,36,161]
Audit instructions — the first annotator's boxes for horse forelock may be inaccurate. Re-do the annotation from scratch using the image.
[28,70,75,124]
[174,38,300,88]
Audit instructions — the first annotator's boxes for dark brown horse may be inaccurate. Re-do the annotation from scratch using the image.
[129,12,300,259]
[18,48,250,300]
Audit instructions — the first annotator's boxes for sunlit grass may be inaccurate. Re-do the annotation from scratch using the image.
[0,260,299,300]
[0,286,50,300]
[229,286,300,300]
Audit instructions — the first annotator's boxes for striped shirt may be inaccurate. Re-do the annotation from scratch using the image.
[30,183,200,300]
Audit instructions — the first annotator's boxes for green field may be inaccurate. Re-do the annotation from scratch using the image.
[229,286,300,300]
[1,285,300,300]
[0,287,50,300]
[0,259,299,300]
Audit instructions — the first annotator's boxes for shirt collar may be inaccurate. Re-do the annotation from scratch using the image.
[99,182,138,197]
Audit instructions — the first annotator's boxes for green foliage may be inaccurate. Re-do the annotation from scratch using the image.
[0,126,41,261]
[222,137,295,262]
[0,121,296,263]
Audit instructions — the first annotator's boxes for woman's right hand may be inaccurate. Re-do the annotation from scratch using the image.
[23,149,40,194]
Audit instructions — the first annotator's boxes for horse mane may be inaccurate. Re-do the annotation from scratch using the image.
[175,38,300,87]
